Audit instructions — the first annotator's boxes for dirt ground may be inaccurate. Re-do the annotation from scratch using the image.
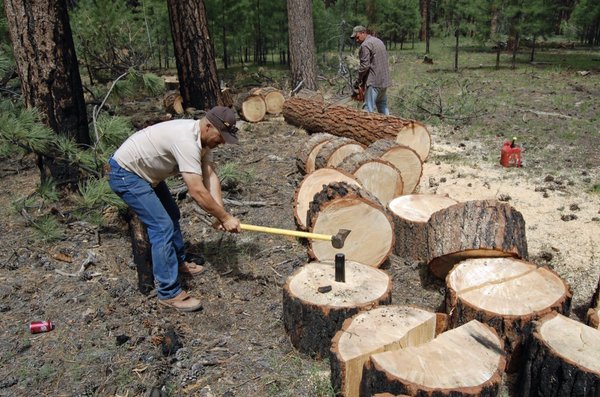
[1,102,599,396]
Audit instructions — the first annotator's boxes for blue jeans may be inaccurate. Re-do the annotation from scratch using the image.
[108,158,185,300]
[364,86,389,115]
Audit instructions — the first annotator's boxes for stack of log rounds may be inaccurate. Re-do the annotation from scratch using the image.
[282,261,392,358]
[293,169,361,230]
[282,96,431,161]
[250,87,286,114]
[586,275,600,329]
[366,139,423,194]
[314,137,365,169]
[360,320,505,396]
[307,182,395,268]
[330,306,437,397]
[519,312,600,396]
[446,257,572,372]
[388,194,458,262]
[297,133,335,174]
[339,152,404,205]
[235,92,266,122]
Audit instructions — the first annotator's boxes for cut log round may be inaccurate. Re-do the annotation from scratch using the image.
[297,133,336,174]
[360,320,505,396]
[586,274,600,329]
[234,92,266,122]
[427,199,529,279]
[314,137,365,170]
[519,312,600,397]
[330,306,437,397]
[163,91,184,115]
[388,194,458,262]
[306,182,395,268]
[366,139,423,194]
[339,152,404,205]
[293,168,361,230]
[250,87,286,114]
[283,261,392,358]
[283,96,431,161]
[446,257,572,372]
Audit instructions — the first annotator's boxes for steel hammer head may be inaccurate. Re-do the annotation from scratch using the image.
[331,229,351,249]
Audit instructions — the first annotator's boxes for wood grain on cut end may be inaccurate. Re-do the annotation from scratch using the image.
[395,121,431,162]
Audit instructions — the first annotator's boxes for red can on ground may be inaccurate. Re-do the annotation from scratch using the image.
[29,320,54,334]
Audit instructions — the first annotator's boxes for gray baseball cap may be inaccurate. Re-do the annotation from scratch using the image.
[350,25,367,38]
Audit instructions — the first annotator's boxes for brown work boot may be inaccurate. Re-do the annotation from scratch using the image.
[158,291,202,312]
[178,261,206,277]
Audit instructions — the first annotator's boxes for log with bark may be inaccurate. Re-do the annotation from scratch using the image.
[234,92,266,122]
[446,257,572,372]
[360,320,505,396]
[297,133,335,174]
[366,139,423,194]
[587,274,600,329]
[330,306,437,397]
[220,88,234,108]
[519,312,600,397]
[283,96,431,161]
[314,137,365,170]
[250,87,286,114]
[306,182,395,268]
[125,208,154,295]
[293,168,361,230]
[283,261,392,358]
[338,152,404,205]
[389,194,459,262]
[163,91,184,115]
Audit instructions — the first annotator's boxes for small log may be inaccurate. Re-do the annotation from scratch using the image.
[388,194,458,262]
[306,182,395,268]
[360,320,505,397]
[283,261,392,358]
[427,199,529,279]
[283,96,431,161]
[519,312,600,397]
[297,133,335,174]
[163,91,184,115]
[220,88,234,108]
[250,87,286,114]
[293,168,361,230]
[330,306,437,397]
[446,257,572,372]
[586,273,600,329]
[125,208,154,295]
[234,92,266,122]
[338,152,404,205]
[314,137,365,170]
[366,139,423,194]
[162,75,179,90]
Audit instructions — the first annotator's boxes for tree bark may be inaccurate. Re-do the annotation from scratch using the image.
[587,274,600,329]
[167,0,222,110]
[283,261,392,358]
[297,133,335,174]
[286,0,318,90]
[283,96,431,162]
[314,137,365,170]
[125,209,154,295]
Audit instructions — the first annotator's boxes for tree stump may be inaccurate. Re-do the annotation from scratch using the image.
[366,139,423,194]
[234,92,266,122]
[163,91,184,115]
[220,88,234,108]
[283,96,431,161]
[338,152,404,205]
[293,168,361,230]
[125,208,154,295]
[306,182,395,268]
[587,274,600,329]
[519,312,600,397]
[446,257,572,372]
[314,137,365,170]
[297,133,335,174]
[388,194,459,262]
[250,87,285,114]
[360,320,505,397]
[282,261,392,358]
[330,306,437,397]
[427,199,529,279]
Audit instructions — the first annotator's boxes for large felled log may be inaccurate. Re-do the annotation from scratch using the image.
[330,306,437,397]
[234,92,266,122]
[427,199,529,279]
[389,194,458,261]
[283,96,431,161]
[297,133,335,174]
[293,168,361,230]
[587,274,600,329]
[283,261,392,358]
[446,257,572,372]
[250,87,285,114]
[338,152,404,205]
[366,139,423,194]
[360,320,505,397]
[519,312,600,397]
[314,137,365,170]
[307,182,395,268]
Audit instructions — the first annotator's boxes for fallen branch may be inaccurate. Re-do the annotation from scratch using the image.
[54,251,97,277]
[523,109,573,119]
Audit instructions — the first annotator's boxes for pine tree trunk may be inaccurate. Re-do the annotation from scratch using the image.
[287,0,318,90]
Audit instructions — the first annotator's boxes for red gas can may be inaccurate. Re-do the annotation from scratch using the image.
[500,138,522,167]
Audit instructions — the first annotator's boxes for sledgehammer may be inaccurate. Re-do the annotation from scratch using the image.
[240,224,351,249]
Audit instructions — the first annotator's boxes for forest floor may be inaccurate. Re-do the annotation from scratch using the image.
[1,66,600,396]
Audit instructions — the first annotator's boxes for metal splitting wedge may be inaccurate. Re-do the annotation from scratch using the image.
[240,224,351,249]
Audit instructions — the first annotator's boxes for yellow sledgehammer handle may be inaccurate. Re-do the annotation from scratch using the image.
[240,223,333,242]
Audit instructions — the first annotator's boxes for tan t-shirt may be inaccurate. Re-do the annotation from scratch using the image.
[113,119,212,185]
